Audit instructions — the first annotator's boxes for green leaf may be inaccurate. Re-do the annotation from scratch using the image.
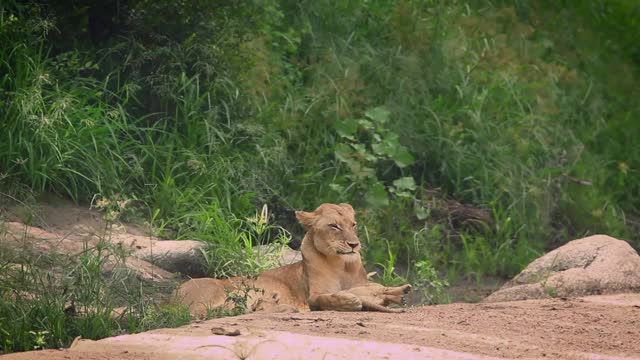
[348,143,374,163]
[352,143,368,156]
[365,106,390,124]
[334,143,353,163]
[335,118,359,139]
[365,182,389,208]
[329,183,345,193]
[357,118,374,130]
[351,163,375,179]
[371,142,392,156]
[415,206,428,220]
[395,191,413,198]
[365,153,377,162]
[390,146,415,168]
[375,137,404,156]
[385,132,400,142]
[393,176,416,191]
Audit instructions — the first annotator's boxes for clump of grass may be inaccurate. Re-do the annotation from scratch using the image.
[411,260,451,305]
[201,205,292,278]
[0,232,191,353]
[0,193,193,354]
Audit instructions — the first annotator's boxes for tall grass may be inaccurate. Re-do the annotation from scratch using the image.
[261,0,639,280]
[1,0,639,292]
[0,4,262,247]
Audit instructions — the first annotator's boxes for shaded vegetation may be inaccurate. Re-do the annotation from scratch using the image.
[1,0,639,352]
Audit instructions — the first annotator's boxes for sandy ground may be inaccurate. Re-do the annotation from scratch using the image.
[4,293,639,360]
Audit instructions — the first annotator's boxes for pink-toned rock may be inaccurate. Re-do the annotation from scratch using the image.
[254,244,302,266]
[133,242,302,278]
[134,240,206,277]
[1,218,302,280]
[1,221,175,282]
[6,294,640,360]
[484,235,640,302]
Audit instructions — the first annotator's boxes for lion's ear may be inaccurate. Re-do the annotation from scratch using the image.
[295,210,316,230]
[338,203,354,215]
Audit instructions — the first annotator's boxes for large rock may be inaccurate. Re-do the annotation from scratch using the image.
[133,241,302,279]
[1,221,176,282]
[254,244,302,266]
[134,240,207,277]
[484,234,640,302]
[2,198,303,280]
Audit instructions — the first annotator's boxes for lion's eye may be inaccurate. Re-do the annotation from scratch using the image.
[328,223,340,230]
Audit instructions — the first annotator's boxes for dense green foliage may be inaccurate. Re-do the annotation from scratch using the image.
[2,0,639,276]
[1,0,639,351]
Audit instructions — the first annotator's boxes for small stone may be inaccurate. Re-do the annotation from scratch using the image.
[211,327,242,336]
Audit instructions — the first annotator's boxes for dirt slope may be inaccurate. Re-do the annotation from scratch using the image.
[5,293,639,360]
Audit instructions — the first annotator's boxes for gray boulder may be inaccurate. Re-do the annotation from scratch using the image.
[134,240,207,277]
[254,244,302,266]
[134,241,302,278]
[484,235,640,302]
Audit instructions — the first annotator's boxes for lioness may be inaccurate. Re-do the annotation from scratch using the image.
[174,203,411,317]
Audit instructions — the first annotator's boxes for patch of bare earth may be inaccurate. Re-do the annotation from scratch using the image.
[4,294,639,360]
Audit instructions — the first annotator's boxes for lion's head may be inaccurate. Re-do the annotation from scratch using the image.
[295,203,360,262]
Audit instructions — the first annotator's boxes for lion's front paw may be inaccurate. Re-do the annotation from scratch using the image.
[383,283,412,306]
[385,284,412,295]
[343,283,412,310]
